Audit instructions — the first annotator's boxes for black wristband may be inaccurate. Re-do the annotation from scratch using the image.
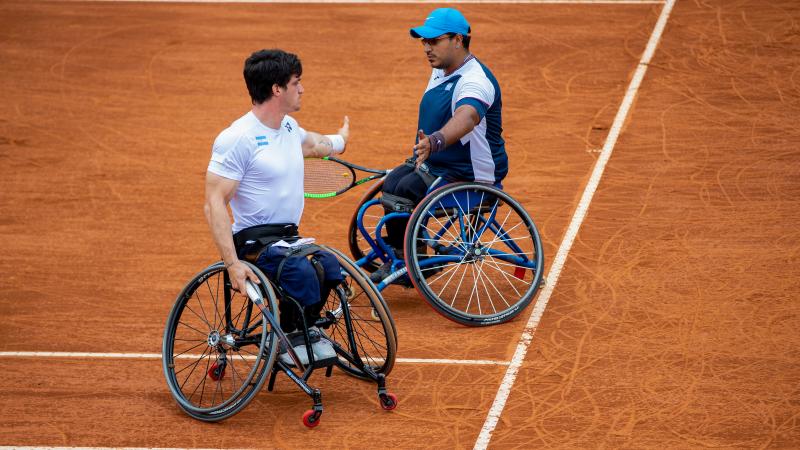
[428,131,446,153]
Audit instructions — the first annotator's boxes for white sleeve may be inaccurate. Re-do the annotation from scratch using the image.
[455,76,495,108]
[287,116,307,143]
[207,130,251,181]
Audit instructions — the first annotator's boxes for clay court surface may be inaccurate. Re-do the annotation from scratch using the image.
[1,0,799,448]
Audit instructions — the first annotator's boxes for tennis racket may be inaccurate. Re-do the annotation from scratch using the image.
[304,157,389,198]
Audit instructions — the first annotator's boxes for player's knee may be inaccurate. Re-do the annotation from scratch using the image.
[315,251,344,283]
[281,258,322,306]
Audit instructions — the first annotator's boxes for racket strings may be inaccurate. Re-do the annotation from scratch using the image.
[304,159,355,194]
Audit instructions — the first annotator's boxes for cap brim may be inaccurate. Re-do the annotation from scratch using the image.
[409,26,447,39]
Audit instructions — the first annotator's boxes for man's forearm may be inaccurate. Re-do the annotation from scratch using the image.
[303,132,334,158]
[204,200,238,266]
[437,105,480,148]
[301,116,349,158]
[303,131,346,158]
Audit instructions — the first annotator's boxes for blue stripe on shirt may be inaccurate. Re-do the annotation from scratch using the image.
[455,97,489,120]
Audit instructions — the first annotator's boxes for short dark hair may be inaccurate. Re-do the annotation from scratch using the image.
[446,33,471,50]
[243,49,302,104]
[461,34,471,50]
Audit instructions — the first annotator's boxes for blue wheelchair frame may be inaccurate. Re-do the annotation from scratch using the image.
[353,179,540,293]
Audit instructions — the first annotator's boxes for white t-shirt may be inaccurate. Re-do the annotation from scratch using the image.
[207,111,307,233]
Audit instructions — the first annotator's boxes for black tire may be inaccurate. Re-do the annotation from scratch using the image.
[162,261,279,421]
[404,183,544,326]
[347,179,385,273]
[319,246,397,380]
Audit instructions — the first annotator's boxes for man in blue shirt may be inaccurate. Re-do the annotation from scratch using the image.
[373,7,508,284]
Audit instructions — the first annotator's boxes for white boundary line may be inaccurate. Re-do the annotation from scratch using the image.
[0,351,509,366]
[58,0,666,4]
[473,0,676,448]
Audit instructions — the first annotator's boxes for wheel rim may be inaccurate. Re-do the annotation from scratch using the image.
[163,265,271,413]
[348,179,384,272]
[406,184,544,324]
[321,248,396,377]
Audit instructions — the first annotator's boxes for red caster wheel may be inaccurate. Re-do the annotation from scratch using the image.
[302,409,321,428]
[380,392,398,411]
[207,362,225,381]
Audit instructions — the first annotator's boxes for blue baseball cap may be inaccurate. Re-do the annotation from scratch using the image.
[410,8,471,39]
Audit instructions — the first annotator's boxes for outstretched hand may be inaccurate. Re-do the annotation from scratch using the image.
[338,115,350,145]
[414,129,431,167]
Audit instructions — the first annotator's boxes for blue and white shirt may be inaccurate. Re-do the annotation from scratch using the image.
[208,112,307,233]
[417,56,507,183]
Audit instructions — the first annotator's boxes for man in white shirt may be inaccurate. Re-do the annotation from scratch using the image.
[204,49,349,365]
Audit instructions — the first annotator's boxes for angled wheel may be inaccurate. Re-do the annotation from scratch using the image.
[207,360,226,381]
[319,245,397,380]
[380,392,398,411]
[347,178,385,273]
[404,182,544,326]
[162,261,279,421]
[302,409,322,428]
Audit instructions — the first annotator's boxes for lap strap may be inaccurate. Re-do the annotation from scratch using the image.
[232,223,298,250]
[233,223,299,262]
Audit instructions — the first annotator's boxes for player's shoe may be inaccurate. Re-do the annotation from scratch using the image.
[278,327,337,367]
[369,261,413,287]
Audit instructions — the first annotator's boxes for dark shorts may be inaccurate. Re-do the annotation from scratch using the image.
[382,163,432,206]
[381,163,434,248]
[255,245,343,306]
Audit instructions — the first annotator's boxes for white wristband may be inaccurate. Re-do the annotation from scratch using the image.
[325,134,346,154]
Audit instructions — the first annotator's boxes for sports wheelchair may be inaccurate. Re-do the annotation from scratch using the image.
[162,246,397,427]
[348,177,545,327]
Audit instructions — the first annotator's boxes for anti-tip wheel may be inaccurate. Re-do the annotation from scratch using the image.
[380,392,398,411]
[207,361,226,381]
[302,409,322,428]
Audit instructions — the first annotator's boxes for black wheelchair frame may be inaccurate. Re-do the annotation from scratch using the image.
[162,247,397,427]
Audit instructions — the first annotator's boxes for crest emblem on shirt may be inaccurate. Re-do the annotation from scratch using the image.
[445,83,454,91]
[255,135,268,147]
[284,122,293,133]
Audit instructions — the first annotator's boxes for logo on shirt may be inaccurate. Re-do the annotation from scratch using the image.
[284,122,293,133]
[445,83,453,91]
[255,136,269,147]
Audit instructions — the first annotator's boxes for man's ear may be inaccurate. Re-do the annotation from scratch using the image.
[272,84,282,97]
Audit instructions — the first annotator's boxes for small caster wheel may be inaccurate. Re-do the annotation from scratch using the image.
[380,392,398,411]
[207,362,225,381]
[302,409,321,428]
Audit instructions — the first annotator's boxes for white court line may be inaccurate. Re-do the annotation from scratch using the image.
[0,351,509,366]
[473,0,677,448]
[59,0,666,4]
